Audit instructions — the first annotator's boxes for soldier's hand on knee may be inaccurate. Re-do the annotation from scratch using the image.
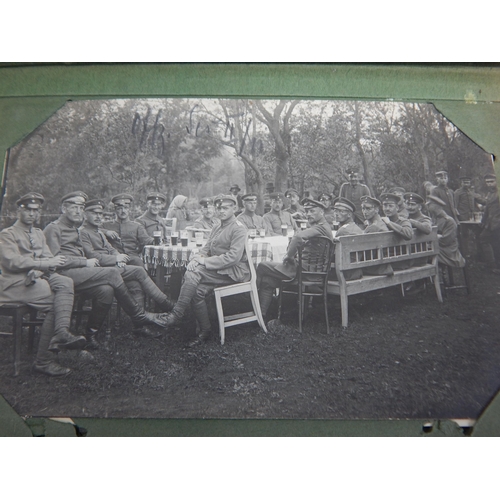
[86,258,100,267]
[104,230,120,240]
[116,254,129,264]
[48,256,66,268]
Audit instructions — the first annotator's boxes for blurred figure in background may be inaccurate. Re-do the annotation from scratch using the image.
[166,195,191,231]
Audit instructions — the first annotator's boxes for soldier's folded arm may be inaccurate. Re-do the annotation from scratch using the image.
[43,224,88,268]
[79,230,118,266]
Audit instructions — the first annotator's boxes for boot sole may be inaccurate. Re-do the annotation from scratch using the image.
[33,365,71,377]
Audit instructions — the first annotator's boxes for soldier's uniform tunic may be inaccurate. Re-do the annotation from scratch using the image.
[262,210,297,236]
[236,212,268,234]
[168,216,249,331]
[79,222,168,305]
[339,182,371,224]
[436,214,466,267]
[257,220,333,316]
[431,184,459,222]
[102,219,152,266]
[135,211,169,239]
[193,216,220,231]
[362,216,393,275]
[0,221,75,365]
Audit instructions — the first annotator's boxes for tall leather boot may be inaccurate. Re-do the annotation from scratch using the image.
[258,287,275,318]
[113,283,166,328]
[139,274,175,311]
[46,274,86,352]
[85,301,112,350]
[157,278,199,328]
[188,297,212,347]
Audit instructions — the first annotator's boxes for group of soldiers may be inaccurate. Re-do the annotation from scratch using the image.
[1,169,499,377]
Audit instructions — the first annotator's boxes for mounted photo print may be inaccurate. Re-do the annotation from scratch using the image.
[1,97,499,422]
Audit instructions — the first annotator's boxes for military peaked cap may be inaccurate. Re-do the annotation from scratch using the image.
[301,198,326,210]
[85,199,106,211]
[241,193,258,202]
[360,195,381,208]
[380,192,401,204]
[435,170,448,177]
[61,191,88,204]
[403,192,424,204]
[147,192,166,203]
[199,197,214,207]
[214,194,238,207]
[285,188,299,198]
[111,193,134,205]
[426,195,446,206]
[269,192,284,201]
[229,184,241,192]
[389,187,406,195]
[333,197,356,212]
[16,192,45,207]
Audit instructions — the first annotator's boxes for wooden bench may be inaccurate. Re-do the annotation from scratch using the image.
[327,227,443,327]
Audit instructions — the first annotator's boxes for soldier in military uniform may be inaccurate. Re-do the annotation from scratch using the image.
[284,188,305,220]
[426,195,465,268]
[338,171,371,225]
[79,199,175,335]
[431,170,459,223]
[359,196,393,276]
[257,198,334,319]
[43,191,166,348]
[262,182,275,214]
[380,192,413,240]
[193,197,220,232]
[389,187,409,219]
[262,193,298,236]
[237,193,269,235]
[135,192,169,240]
[361,196,389,233]
[479,173,500,273]
[229,184,244,214]
[0,193,86,376]
[157,194,249,346]
[318,193,336,230]
[102,193,153,266]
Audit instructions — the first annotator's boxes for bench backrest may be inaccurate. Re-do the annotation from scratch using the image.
[333,227,439,272]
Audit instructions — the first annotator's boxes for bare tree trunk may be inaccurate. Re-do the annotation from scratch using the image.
[353,102,374,193]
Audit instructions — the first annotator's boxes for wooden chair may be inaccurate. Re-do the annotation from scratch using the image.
[0,303,43,376]
[213,238,268,345]
[278,236,335,334]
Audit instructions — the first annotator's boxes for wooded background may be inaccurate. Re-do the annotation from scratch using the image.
[2,98,493,219]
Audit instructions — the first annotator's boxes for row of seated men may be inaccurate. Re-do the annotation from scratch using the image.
[2,174,498,377]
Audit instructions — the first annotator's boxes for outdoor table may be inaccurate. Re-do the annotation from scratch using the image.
[142,235,290,292]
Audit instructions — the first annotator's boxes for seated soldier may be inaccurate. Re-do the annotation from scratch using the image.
[79,199,175,337]
[237,193,270,235]
[426,195,466,268]
[389,187,409,219]
[405,193,432,235]
[262,192,298,236]
[380,192,413,240]
[360,195,393,276]
[135,192,169,239]
[361,195,389,233]
[318,193,336,230]
[0,193,86,376]
[193,197,220,232]
[43,191,166,348]
[256,198,333,321]
[284,188,306,220]
[102,193,153,266]
[157,194,249,346]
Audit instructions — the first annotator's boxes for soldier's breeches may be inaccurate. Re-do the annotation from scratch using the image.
[46,273,74,335]
[119,265,166,304]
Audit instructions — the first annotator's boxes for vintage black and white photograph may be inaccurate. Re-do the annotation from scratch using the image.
[1,97,499,420]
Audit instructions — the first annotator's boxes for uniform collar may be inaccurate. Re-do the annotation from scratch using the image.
[220,215,236,227]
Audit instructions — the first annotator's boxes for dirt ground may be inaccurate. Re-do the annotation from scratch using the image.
[1,262,500,421]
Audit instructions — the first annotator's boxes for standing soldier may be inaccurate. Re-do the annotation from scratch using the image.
[262,193,297,236]
[263,182,275,214]
[479,173,500,273]
[229,184,244,215]
[339,170,371,225]
[318,193,336,230]
[431,170,459,223]
[135,192,169,239]
[0,193,86,376]
[103,193,153,266]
